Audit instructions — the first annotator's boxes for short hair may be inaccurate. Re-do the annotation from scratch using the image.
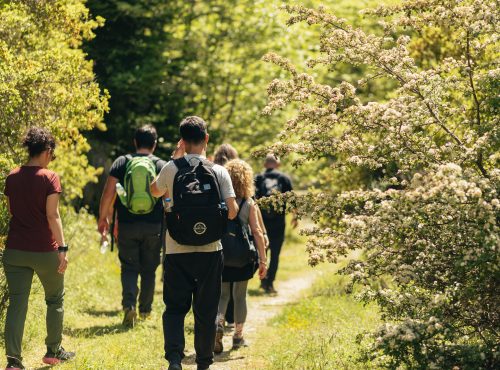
[135,124,158,149]
[22,126,56,158]
[179,116,207,144]
[214,144,238,166]
[265,153,280,166]
[225,159,255,199]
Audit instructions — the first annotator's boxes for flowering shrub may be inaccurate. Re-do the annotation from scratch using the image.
[262,0,499,368]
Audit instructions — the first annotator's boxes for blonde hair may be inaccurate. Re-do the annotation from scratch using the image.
[225,159,255,199]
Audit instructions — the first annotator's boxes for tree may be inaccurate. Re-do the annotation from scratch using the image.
[0,0,108,317]
[263,0,499,368]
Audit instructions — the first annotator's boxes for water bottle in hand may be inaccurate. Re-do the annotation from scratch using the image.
[163,197,172,213]
[100,236,109,254]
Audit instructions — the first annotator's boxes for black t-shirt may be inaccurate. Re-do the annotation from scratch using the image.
[109,153,167,224]
[255,168,293,227]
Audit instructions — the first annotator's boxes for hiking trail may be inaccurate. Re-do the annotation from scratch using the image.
[181,271,320,370]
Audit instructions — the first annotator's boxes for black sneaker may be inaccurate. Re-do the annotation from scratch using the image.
[214,324,224,354]
[123,307,137,328]
[265,284,278,295]
[232,336,247,349]
[42,347,75,365]
[168,363,182,370]
[6,356,25,370]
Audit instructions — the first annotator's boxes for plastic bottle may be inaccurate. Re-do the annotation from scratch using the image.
[116,183,126,197]
[100,237,109,254]
[163,197,172,213]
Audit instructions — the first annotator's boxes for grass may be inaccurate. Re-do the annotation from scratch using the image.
[0,215,380,369]
[251,273,381,370]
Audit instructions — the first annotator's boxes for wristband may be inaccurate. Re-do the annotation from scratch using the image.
[58,245,69,253]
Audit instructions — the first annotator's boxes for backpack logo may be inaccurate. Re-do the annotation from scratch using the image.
[193,222,207,235]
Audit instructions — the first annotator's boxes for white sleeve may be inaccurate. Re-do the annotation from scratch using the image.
[156,161,174,194]
[218,167,236,200]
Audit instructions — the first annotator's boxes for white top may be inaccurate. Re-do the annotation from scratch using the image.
[155,154,235,254]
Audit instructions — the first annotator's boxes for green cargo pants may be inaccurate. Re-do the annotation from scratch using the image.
[2,249,65,359]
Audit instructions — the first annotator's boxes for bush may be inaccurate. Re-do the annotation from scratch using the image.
[0,0,107,319]
[263,0,499,368]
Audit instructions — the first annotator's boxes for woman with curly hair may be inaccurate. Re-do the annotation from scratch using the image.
[3,127,75,370]
[214,159,268,353]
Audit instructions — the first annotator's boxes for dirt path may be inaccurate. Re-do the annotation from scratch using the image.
[182,271,320,370]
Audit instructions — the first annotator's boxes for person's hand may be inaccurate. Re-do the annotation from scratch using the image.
[97,217,109,236]
[57,252,68,274]
[113,219,119,240]
[172,139,185,159]
[291,217,299,229]
[264,234,270,249]
[258,261,268,280]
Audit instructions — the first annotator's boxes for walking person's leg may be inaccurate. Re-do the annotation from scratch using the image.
[138,225,161,317]
[163,254,195,367]
[192,251,223,370]
[214,282,231,354]
[232,280,249,348]
[3,250,34,363]
[33,252,65,355]
[117,224,141,326]
[264,232,285,293]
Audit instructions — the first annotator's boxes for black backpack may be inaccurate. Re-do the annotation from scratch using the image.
[257,172,284,219]
[166,157,228,246]
[221,199,258,268]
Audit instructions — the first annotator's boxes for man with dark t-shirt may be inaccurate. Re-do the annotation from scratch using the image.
[255,154,297,294]
[98,125,167,327]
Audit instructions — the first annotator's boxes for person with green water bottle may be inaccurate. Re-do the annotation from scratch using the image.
[98,125,167,327]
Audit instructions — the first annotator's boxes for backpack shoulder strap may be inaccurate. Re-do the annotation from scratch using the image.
[237,198,247,218]
[125,154,133,161]
[173,157,190,170]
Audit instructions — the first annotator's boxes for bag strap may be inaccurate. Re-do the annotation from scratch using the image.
[125,154,133,161]
[173,157,190,170]
[236,198,247,219]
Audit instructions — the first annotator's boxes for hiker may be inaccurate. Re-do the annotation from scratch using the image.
[2,127,75,370]
[150,116,238,370]
[213,144,269,248]
[255,154,297,294]
[213,144,269,327]
[214,159,268,353]
[97,124,167,327]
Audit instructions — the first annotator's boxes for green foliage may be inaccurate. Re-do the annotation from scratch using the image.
[263,0,499,368]
[0,0,107,316]
[258,273,380,370]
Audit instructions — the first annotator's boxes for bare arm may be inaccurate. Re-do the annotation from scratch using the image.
[47,193,68,274]
[46,193,65,246]
[225,197,239,220]
[249,203,268,279]
[256,205,269,248]
[150,178,168,198]
[98,176,118,236]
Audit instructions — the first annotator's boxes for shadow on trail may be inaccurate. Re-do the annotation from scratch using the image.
[247,288,268,297]
[83,308,121,317]
[64,322,129,338]
[182,351,245,366]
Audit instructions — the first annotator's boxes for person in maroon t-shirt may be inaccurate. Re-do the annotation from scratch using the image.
[2,127,75,370]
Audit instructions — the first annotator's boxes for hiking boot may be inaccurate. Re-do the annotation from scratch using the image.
[168,363,182,370]
[123,307,137,328]
[265,284,278,295]
[260,279,269,291]
[232,336,247,349]
[214,323,224,354]
[5,356,25,370]
[42,347,75,365]
[139,311,151,320]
